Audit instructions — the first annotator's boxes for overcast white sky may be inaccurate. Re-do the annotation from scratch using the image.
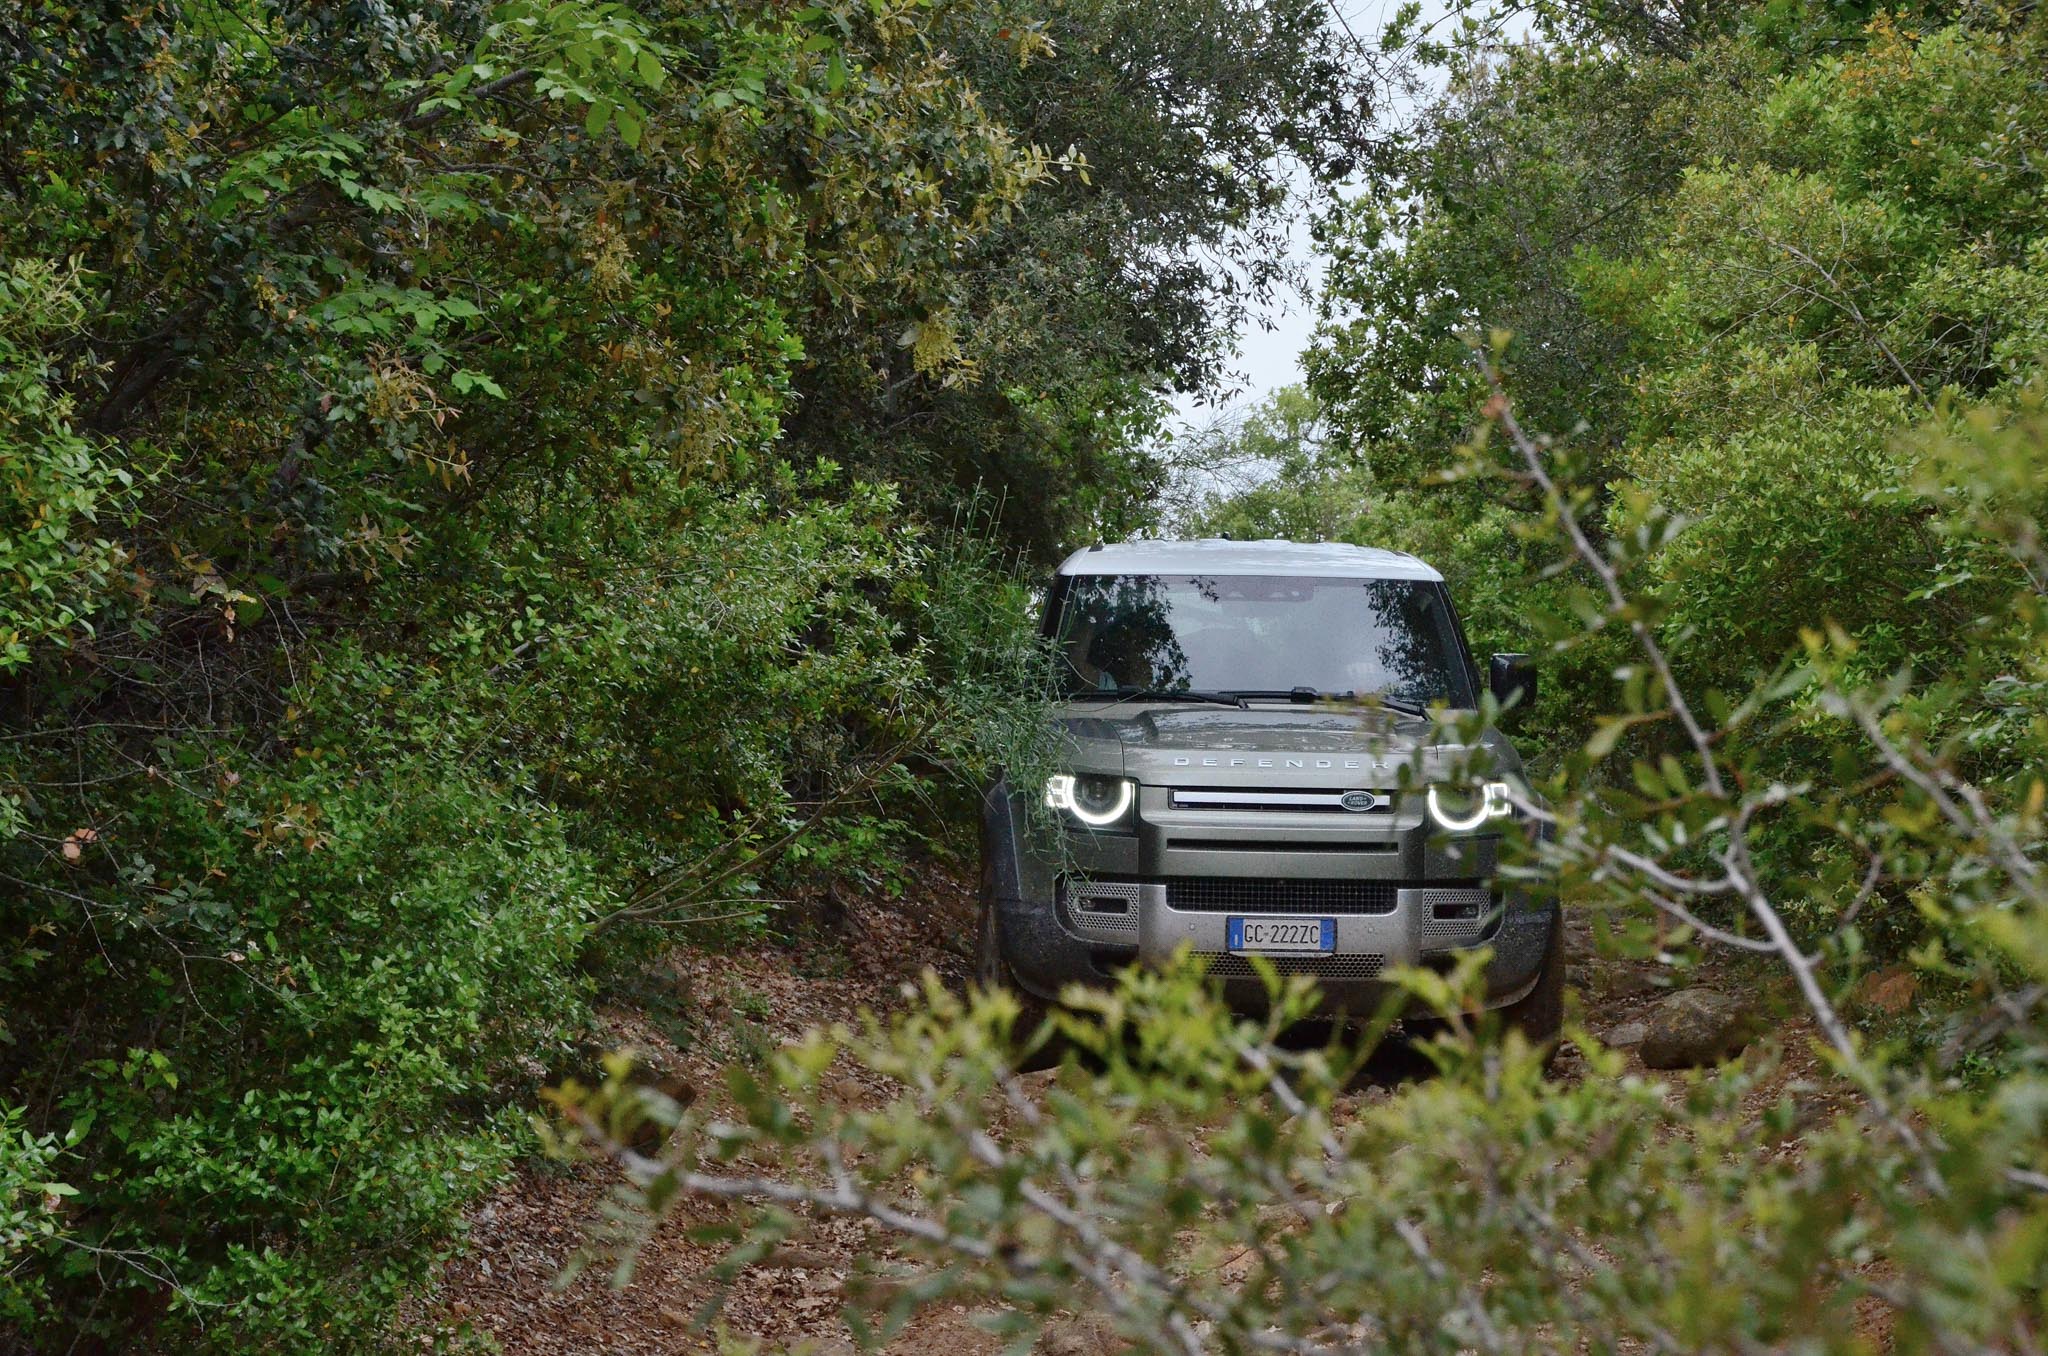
[1162,152,1337,442]
[1161,0,1526,446]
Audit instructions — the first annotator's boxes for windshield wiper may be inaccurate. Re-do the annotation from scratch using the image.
[1069,687,1249,710]
[1230,688,1430,717]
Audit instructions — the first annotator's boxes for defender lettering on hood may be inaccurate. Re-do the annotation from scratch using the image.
[1169,756,1389,768]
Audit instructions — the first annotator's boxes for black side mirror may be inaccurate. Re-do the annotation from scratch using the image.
[1490,653,1537,711]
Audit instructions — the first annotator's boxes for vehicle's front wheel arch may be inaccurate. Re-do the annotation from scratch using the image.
[1404,909,1565,1066]
[973,886,1065,1072]
[1494,909,1565,1057]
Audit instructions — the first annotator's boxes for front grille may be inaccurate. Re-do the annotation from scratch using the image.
[1165,878,1398,915]
[1204,953,1388,981]
[1167,839,1396,855]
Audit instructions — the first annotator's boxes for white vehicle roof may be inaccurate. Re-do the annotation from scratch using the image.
[1056,538,1442,581]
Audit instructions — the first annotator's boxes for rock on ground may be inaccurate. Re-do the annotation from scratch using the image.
[1602,1020,1649,1048]
[1036,1313,1127,1356]
[1640,988,1762,1069]
[1583,958,1662,999]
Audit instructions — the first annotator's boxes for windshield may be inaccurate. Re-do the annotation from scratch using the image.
[1049,574,1475,707]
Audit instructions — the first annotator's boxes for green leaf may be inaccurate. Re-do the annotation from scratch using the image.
[1631,759,1666,799]
[1585,717,1631,762]
[452,369,508,399]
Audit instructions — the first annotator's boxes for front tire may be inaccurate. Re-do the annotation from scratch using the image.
[1497,911,1566,1057]
[974,890,1064,1072]
[1403,912,1565,1066]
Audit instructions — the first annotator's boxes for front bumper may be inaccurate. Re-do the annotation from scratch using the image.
[983,781,1556,1015]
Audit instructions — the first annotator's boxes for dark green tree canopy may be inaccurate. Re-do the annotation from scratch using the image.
[0,0,1371,1344]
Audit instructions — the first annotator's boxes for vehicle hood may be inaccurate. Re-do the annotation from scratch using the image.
[1052,703,1522,789]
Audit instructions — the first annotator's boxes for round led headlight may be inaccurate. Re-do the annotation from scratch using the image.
[1044,773,1135,828]
[1426,780,1514,832]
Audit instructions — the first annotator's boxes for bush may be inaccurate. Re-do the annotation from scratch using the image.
[566,953,2047,1351]
[0,0,1064,1343]
[0,260,128,672]
[7,734,603,1347]
[0,498,1044,1347]
[1,1102,75,1331]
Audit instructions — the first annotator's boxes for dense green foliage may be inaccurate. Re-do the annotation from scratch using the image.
[0,0,1368,1346]
[558,3,2048,1351]
[779,0,1374,553]
[11,0,2048,1348]
[1216,1,2048,879]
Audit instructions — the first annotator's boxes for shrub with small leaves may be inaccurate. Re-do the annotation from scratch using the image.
[1,1101,77,1329]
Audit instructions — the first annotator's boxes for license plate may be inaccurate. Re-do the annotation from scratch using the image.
[1226,916,1336,954]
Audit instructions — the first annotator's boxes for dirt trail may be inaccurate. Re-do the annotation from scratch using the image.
[429,866,1830,1354]
[431,865,995,1355]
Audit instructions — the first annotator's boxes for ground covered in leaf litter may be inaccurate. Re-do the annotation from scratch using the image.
[424,865,1846,1355]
